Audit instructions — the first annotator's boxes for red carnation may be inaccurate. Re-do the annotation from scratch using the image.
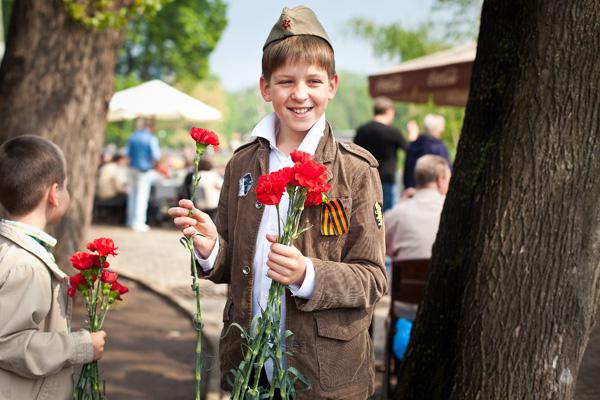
[293,159,328,191]
[86,242,96,252]
[256,174,285,206]
[91,238,118,257]
[304,182,331,206]
[190,127,220,150]
[101,270,119,284]
[111,281,129,301]
[70,252,97,271]
[290,150,312,164]
[68,287,76,298]
[70,273,87,287]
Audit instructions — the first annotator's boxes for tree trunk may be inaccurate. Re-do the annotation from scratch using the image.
[0,0,123,268]
[395,1,600,399]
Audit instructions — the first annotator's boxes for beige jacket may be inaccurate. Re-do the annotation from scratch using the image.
[207,124,387,399]
[0,222,93,400]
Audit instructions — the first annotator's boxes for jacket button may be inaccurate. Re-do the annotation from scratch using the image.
[242,266,251,275]
[255,201,263,209]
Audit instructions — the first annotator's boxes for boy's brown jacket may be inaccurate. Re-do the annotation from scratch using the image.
[206,124,387,399]
[0,222,93,400]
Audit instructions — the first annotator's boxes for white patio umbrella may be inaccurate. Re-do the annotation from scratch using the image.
[107,79,222,122]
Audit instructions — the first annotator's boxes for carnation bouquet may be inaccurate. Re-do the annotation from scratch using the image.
[70,238,128,400]
[180,127,220,400]
[229,150,330,400]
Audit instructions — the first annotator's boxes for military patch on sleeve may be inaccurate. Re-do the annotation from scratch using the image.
[373,202,383,229]
[320,199,349,236]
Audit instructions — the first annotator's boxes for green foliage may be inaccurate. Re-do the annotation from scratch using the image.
[62,0,169,30]
[347,18,449,62]
[117,0,227,81]
[223,86,272,136]
[1,0,14,39]
[327,70,374,131]
[434,0,483,42]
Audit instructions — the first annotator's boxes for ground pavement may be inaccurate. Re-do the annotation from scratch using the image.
[85,224,598,399]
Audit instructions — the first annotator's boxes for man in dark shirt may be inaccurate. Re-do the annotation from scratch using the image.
[354,97,408,211]
[403,114,451,192]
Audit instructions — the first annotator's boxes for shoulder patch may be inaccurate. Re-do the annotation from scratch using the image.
[233,137,260,154]
[338,141,378,167]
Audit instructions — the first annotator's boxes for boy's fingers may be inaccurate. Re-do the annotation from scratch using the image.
[174,216,197,228]
[178,198,194,208]
[168,206,193,218]
[267,268,291,285]
[183,226,200,237]
[268,252,292,269]
[269,242,298,257]
[265,234,277,243]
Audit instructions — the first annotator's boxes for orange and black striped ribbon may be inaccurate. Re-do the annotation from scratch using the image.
[320,199,349,236]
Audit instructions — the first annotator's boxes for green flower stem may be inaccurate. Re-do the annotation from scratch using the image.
[185,143,207,400]
[231,186,312,399]
[188,242,203,400]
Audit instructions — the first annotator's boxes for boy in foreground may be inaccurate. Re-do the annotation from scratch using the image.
[170,6,387,399]
[0,135,106,400]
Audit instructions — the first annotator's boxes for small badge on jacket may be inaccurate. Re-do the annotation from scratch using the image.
[373,202,383,229]
[238,173,253,197]
[321,199,349,236]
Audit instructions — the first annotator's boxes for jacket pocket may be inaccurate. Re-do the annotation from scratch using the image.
[314,310,372,390]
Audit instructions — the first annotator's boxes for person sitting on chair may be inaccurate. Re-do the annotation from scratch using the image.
[385,154,451,262]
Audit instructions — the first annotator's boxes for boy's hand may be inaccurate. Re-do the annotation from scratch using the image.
[168,199,218,258]
[90,331,106,361]
[265,234,306,286]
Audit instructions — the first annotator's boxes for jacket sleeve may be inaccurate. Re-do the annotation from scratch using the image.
[296,162,388,312]
[0,264,93,378]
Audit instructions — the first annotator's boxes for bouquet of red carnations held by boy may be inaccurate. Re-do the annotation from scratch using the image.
[229,150,329,400]
[69,237,128,400]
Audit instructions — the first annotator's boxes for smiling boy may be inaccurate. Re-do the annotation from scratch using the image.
[169,6,387,399]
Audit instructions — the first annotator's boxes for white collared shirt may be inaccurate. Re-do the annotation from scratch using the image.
[197,112,324,378]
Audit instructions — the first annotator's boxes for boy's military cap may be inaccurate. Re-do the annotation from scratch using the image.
[263,6,332,51]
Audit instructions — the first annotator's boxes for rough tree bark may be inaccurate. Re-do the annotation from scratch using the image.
[0,0,123,267]
[395,1,600,399]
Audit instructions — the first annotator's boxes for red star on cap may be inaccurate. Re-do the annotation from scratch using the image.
[281,18,291,30]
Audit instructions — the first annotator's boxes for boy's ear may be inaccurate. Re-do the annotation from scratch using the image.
[328,74,339,100]
[47,183,60,208]
[259,76,272,102]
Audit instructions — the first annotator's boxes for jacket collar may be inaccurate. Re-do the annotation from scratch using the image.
[0,221,67,280]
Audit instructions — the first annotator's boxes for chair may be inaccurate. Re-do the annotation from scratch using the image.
[383,258,430,399]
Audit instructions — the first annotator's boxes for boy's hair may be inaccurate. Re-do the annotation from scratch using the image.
[373,97,394,116]
[0,135,66,216]
[262,35,336,81]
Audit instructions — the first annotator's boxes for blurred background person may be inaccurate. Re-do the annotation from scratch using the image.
[385,155,451,262]
[354,96,409,212]
[403,114,451,194]
[96,154,129,201]
[94,154,129,225]
[178,158,223,221]
[125,118,161,232]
